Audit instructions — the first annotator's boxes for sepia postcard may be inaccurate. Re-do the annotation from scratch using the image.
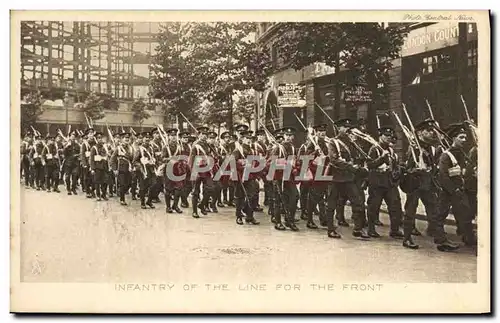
[10,10,490,313]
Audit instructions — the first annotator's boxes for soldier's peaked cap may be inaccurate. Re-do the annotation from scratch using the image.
[234,123,249,132]
[335,118,355,128]
[415,118,438,131]
[179,131,190,137]
[445,123,467,139]
[207,131,218,138]
[378,126,396,136]
[84,128,95,135]
[120,132,131,138]
[282,127,296,135]
[197,126,209,133]
[166,128,178,135]
[255,128,265,135]
[313,123,328,131]
[240,130,254,137]
[220,131,231,138]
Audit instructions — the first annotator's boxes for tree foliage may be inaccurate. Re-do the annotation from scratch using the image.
[81,91,105,122]
[20,90,43,135]
[131,98,151,125]
[149,23,202,123]
[233,90,256,125]
[150,22,272,129]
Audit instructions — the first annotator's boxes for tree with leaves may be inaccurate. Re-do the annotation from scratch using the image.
[81,91,105,124]
[189,22,272,130]
[149,22,203,125]
[20,90,43,135]
[131,98,151,128]
[233,90,256,125]
[272,23,409,104]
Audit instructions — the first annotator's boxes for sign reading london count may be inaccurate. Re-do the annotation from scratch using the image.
[277,83,306,108]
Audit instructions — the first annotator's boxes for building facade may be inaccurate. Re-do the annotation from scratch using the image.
[21,21,163,133]
[255,22,479,152]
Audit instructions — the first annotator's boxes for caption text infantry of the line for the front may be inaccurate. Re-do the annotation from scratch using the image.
[115,283,383,292]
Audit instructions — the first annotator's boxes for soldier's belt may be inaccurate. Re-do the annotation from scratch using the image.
[94,155,106,162]
[85,152,91,157]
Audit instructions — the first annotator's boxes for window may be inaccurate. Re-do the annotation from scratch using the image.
[468,45,477,66]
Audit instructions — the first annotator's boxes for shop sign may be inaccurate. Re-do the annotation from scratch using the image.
[402,22,460,56]
[344,85,373,103]
[277,83,306,108]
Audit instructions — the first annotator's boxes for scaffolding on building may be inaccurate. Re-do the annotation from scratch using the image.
[21,21,159,102]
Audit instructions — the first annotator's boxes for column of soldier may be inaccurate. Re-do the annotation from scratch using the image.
[20,103,478,253]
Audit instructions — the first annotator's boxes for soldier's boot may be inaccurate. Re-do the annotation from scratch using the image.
[146,195,155,209]
[192,197,200,218]
[235,198,245,225]
[165,195,173,213]
[244,204,260,225]
[403,238,419,249]
[181,195,189,208]
[95,188,102,201]
[210,198,218,213]
[102,185,109,201]
[172,193,183,213]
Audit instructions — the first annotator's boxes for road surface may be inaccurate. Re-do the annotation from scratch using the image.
[19,187,477,284]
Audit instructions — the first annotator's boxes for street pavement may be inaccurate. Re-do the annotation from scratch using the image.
[20,187,477,284]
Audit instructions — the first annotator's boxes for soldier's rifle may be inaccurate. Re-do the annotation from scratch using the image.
[402,103,426,169]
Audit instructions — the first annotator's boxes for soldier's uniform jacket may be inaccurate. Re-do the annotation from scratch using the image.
[80,139,97,168]
[326,134,361,183]
[464,146,477,193]
[89,143,109,171]
[305,137,329,179]
[233,143,258,181]
[366,143,399,188]
[151,139,164,165]
[161,140,181,162]
[29,142,44,164]
[42,142,60,166]
[438,146,467,194]
[63,140,81,167]
[21,141,31,159]
[270,141,299,181]
[403,142,442,191]
[133,143,156,173]
[110,143,134,172]
[253,141,267,157]
[188,139,214,176]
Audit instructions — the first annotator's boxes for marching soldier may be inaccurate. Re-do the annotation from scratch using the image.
[21,131,33,188]
[105,134,118,197]
[89,132,110,201]
[219,131,235,206]
[29,132,45,190]
[150,128,164,204]
[434,123,476,251]
[365,126,406,241]
[133,132,157,209]
[63,131,80,195]
[188,126,215,218]
[207,131,220,213]
[305,123,329,229]
[267,129,284,219]
[325,118,370,239]
[252,132,266,212]
[179,132,193,208]
[162,128,183,213]
[227,133,239,207]
[110,132,134,206]
[298,136,312,221]
[233,130,260,225]
[130,132,142,200]
[465,144,477,224]
[401,119,442,243]
[269,126,300,231]
[255,128,271,207]
[42,133,61,193]
[80,128,97,198]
